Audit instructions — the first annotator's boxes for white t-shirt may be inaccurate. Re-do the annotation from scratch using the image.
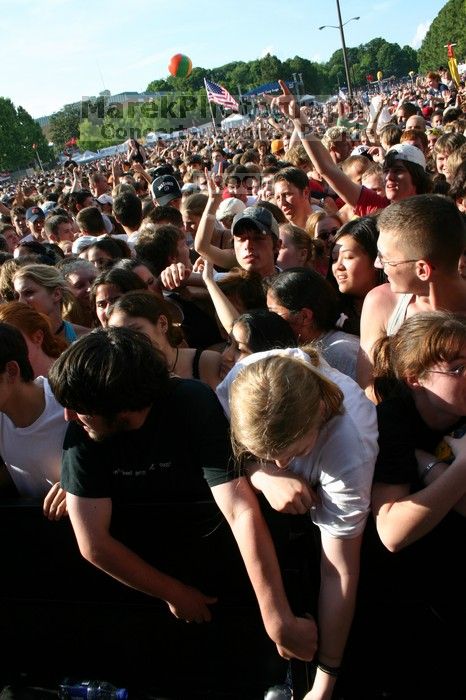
[0,377,68,497]
[318,329,360,380]
[216,348,378,538]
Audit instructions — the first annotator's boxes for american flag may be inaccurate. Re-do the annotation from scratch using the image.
[204,78,239,111]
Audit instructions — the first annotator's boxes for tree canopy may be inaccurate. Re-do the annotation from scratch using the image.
[0,98,52,171]
[146,39,419,98]
[418,0,466,73]
[48,103,81,152]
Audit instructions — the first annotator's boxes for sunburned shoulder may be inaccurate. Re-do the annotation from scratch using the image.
[363,283,398,315]
[360,283,400,348]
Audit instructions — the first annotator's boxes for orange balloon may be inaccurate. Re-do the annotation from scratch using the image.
[168,54,192,78]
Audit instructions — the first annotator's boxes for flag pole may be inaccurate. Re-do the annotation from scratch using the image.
[36,152,44,173]
[204,79,218,135]
[237,84,244,115]
[33,145,44,173]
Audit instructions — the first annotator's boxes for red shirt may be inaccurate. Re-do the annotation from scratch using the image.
[354,186,389,217]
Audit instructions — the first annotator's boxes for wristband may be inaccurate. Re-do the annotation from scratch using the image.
[316,660,340,677]
[420,459,443,481]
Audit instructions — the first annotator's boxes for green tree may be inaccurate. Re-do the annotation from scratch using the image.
[376,42,404,77]
[0,98,51,170]
[48,103,81,151]
[399,46,419,76]
[17,106,51,163]
[418,0,466,73]
[258,54,283,83]
[146,78,174,93]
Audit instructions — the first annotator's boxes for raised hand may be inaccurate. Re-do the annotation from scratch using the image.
[204,167,223,201]
[269,80,300,121]
[132,161,145,174]
[160,262,192,290]
[201,258,215,283]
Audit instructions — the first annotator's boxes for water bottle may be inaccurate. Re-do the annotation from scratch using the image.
[264,683,293,699]
[58,680,128,699]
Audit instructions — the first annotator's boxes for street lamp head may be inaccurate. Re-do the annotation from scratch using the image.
[342,16,360,26]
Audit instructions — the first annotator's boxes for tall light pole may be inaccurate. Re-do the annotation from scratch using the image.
[319,1,360,101]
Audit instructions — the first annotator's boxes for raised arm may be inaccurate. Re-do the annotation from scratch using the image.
[193,168,237,269]
[202,259,240,334]
[131,161,152,184]
[211,476,318,661]
[267,81,363,208]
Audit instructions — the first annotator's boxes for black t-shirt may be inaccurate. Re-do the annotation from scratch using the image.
[365,391,466,624]
[375,392,464,487]
[61,378,235,503]
[167,293,224,350]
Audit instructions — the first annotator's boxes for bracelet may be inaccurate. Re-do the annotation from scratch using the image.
[316,660,340,677]
[420,459,443,481]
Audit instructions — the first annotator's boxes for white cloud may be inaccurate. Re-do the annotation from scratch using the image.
[411,21,431,49]
[260,46,274,58]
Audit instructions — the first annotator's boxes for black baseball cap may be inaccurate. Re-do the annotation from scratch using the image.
[151,164,174,179]
[150,175,182,205]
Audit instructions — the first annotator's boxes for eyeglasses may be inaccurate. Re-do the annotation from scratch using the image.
[427,364,466,378]
[317,227,339,241]
[375,252,418,268]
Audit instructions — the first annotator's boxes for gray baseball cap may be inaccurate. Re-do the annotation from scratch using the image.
[232,206,279,238]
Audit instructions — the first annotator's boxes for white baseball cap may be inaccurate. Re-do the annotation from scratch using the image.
[386,143,426,171]
[216,197,246,221]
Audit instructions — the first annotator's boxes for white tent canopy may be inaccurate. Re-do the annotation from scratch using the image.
[74,150,100,163]
[97,144,127,157]
[221,113,250,130]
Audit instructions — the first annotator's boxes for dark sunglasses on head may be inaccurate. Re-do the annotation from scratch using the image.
[317,227,339,241]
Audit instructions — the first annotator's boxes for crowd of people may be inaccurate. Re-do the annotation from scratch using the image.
[1,65,466,698]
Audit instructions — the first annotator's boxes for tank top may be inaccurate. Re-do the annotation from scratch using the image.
[192,348,203,380]
[386,294,414,336]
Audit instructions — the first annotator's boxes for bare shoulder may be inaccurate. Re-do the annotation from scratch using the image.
[198,350,222,391]
[360,283,398,353]
[361,284,398,325]
[364,282,398,308]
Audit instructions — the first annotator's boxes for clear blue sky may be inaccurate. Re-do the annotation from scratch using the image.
[0,0,451,118]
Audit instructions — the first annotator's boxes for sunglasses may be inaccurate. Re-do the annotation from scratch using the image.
[317,227,339,241]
